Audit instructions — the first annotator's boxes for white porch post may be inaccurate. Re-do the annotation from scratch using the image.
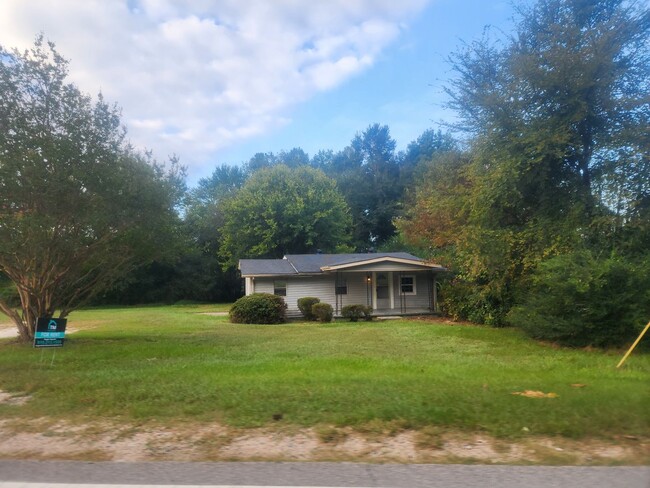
[371,272,377,310]
[245,277,254,295]
[389,271,395,310]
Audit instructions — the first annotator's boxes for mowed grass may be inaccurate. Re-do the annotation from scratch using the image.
[0,304,648,439]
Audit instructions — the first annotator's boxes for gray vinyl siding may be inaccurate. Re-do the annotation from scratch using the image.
[392,272,431,309]
[284,275,335,311]
[251,279,274,295]
[340,275,372,308]
[248,271,434,314]
[250,276,336,312]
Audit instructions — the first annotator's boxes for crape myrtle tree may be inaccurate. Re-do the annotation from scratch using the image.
[0,36,185,341]
[219,164,352,267]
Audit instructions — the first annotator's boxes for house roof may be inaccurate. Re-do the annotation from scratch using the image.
[238,258,297,276]
[239,252,444,277]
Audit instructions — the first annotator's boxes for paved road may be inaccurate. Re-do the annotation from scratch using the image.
[0,461,648,488]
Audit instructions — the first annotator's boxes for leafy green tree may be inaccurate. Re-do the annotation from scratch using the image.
[180,164,247,301]
[185,164,247,252]
[94,164,246,305]
[397,151,472,258]
[277,147,310,168]
[323,124,401,248]
[219,165,352,266]
[446,0,649,222]
[401,0,649,327]
[399,129,458,189]
[246,152,277,173]
[310,149,335,171]
[0,36,185,341]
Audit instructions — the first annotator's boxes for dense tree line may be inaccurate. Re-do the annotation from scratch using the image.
[99,123,456,306]
[399,0,650,345]
[2,0,648,347]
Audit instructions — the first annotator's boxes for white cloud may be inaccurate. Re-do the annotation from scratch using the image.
[0,0,429,175]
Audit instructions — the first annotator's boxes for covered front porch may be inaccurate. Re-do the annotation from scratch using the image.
[371,307,437,317]
[331,269,440,316]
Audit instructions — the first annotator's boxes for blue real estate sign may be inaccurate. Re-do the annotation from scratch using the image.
[34,318,67,348]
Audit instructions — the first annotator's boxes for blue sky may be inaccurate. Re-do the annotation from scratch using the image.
[219,1,516,167]
[0,1,518,185]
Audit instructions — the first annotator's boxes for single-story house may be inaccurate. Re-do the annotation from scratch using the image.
[239,252,445,317]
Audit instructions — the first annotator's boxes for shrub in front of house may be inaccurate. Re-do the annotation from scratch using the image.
[341,304,373,322]
[312,302,333,322]
[507,250,650,347]
[297,296,320,321]
[229,293,286,324]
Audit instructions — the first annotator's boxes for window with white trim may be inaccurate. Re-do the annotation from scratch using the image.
[400,275,416,295]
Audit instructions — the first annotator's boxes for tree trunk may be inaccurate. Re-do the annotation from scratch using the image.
[0,297,29,342]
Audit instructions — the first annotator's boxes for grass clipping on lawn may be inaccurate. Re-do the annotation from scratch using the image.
[511,390,559,398]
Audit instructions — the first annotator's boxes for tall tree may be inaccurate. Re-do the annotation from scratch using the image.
[446,0,649,221]
[185,164,247,252]
[310,149,335,172]
[325,124,401,248]
[398,151,472,258]
[246,152,277,173]
[399,129,458,192]
[277,147,310,168]
[401,0,650,326]
[182,164,247,301]
[219,165,352,266]
[0,36,185,340]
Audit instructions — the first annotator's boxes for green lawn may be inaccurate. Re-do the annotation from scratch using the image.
[0,305,648,439]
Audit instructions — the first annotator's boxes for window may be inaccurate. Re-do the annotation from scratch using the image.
[335,279,347,295]
[274,280,287,296]
[400,275,416,295]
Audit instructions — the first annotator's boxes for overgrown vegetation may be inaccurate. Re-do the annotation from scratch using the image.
[508,251,650,347]
[398,0,650,346]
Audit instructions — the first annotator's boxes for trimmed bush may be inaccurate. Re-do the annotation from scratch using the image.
[312,302,333,322]
[298,296,320,321]
[229,293,286,324]
[341,304,373,322]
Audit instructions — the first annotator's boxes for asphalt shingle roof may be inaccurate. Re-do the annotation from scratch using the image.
[285,253,423,273]
[238,259,296,276]
[239,252,427,276]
